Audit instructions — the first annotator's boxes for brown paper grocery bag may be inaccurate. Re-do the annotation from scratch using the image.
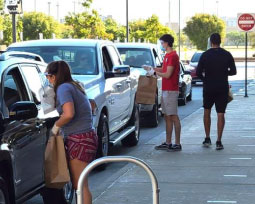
[44,135,70,189]
[136,76,157,105]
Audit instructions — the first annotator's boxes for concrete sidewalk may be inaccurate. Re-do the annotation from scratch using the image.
[92,84,255,204]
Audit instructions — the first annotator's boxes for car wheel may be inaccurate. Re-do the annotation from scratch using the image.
[187,89,192,101]
[63,180,74,204]
[121,104,140,147]
[146,96,159,127]
[0,177,10,204]
[179,95,187,106]
[96,114,109,171]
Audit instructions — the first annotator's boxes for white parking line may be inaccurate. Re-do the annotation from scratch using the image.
[241,136,255,138]
[238,145,255,147]
[207,201,237,203]
[224,175,247,177]
[229,158,252,160]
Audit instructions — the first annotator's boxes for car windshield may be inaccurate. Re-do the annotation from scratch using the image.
[8,46,98,75]
[191,53,202,63]
[118,48,153,68]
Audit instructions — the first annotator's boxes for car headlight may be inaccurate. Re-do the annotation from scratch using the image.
[89,99,98,116]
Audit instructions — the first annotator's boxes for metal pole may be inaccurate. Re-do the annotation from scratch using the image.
[12,14,16,43]
[48,1,51,16]
[73,1,76,14]
[77,156,160,204]
[216,0,219,17]
[34,0,36,11]
[245,32,248,97]
[168,0,171,28]
[126,0,129,42]
[178,0,181,58]
[56,2,59,22]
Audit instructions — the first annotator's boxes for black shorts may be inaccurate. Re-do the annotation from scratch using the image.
[203,91,228,113]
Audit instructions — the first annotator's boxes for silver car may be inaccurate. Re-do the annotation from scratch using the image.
[8,39,140,162]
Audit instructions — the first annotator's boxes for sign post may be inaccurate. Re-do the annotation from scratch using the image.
[237,13,255,97]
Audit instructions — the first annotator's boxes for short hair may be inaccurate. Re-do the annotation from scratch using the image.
[160,34,174,47]
[210,33,221,45]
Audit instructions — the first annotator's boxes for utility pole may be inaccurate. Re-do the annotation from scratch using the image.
[12,13,16,42]
[178,0,181,58]
[56,2,59,22]
[168,0,171,28]
[34,0,36,11]
[216,0,219,17]
[203,0,205,13]
[73,1,76,14]
[48,1,51,16]
[126,0,129,42]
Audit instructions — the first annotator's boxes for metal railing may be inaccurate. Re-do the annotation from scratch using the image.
[77,156,160,204]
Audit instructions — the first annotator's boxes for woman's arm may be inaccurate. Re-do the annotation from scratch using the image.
[55,102,75,127]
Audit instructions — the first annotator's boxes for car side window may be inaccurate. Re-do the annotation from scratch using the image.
[102,46,113,72]
[3,68,29,110]
[153,49,162,67]
[107,46,121,67]
[20,65,44,105]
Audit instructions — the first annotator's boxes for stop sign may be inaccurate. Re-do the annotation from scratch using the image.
[238,13,255,32]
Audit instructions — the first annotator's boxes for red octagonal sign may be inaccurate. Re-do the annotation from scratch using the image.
[238,13,255,32]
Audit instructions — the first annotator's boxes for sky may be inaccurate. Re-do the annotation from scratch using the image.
[20,0,255,27]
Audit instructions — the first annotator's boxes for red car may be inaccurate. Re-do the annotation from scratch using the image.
[188,51,203,84]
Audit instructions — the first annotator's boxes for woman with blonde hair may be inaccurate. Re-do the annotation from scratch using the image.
[45,60,98,204]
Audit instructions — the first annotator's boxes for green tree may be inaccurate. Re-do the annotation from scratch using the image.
[129,15,176,44]
[183,14,226,50]
[226,31,245,48]
[82,0,93,8]
[21,12,60,40]
[65,10,110,39]
[104,17,118,41]
[249,32,255,48]
[129,19,146,42]
[1,14,23,46]
[0,0,4,12]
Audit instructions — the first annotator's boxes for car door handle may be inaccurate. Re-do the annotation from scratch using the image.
[116,83,122,88]
[126,80,131,84]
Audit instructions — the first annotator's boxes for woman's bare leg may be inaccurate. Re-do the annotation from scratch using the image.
[69,159,92,204]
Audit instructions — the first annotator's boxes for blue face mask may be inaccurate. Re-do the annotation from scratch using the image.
[160,44,166,52]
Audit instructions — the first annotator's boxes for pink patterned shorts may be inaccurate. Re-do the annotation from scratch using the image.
[65,130,98,163]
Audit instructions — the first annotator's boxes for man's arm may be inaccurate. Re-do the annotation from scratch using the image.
[155,66,174,79]
[228,53,237,76]
[196,55,205,81]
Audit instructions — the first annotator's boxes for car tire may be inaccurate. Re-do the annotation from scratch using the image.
[146,96,159,127]
[96,114,109,171]
[179,95,187,106]
[121,104,140,147]
[187,89,192,101]
[0,177,10,204]
[63,180,74,204]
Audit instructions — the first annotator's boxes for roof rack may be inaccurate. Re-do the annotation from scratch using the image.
[0,51,44,62]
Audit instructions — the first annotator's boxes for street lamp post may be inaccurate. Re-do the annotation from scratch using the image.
[216,0,219,17]
[48,1,51,16]
[178,0,181,58]
[126,0,129,42]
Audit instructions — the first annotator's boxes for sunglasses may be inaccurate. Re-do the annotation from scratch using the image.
[44,72,53,77]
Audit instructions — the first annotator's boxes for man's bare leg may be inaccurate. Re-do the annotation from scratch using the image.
[165,115,173,144]
[204,109,211,138]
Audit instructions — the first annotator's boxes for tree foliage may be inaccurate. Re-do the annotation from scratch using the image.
[21,12,60,41]
[0,0,4,12]
[249,32,255,48]
[226,31,245,48]
[65,10,110,39]
[0,14,23,45]
[183,14,226,50]
[129,15,176,44]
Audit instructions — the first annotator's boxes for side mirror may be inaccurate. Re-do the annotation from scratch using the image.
[105,65,130,79]
[9,102,38,120]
